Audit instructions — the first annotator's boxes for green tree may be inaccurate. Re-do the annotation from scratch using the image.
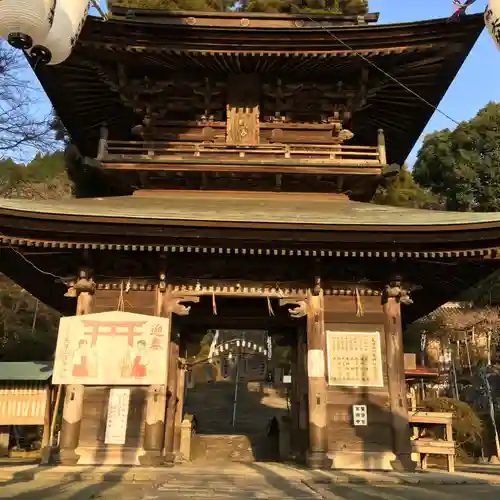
[110,0,368,14]
[413,102,500,212]
[0,151,69,361]
[0,152,71,200]
[372,164,442,209]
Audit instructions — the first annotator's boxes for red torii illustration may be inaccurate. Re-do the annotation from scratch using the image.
[81,320,148,346]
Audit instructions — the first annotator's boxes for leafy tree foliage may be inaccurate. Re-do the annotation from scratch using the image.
[110,0,231,10]
[0,275,59,362]
[372,165,442,209]
[0,152,72,200]
[0,153,69,362]
[110,0,369,14]
[413,102,500,212]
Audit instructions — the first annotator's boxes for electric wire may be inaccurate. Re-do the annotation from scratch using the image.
[307,15,466,127]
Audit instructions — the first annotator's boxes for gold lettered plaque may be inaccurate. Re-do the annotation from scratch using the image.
[326,331,383,387]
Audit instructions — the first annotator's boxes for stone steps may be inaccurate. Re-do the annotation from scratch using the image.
[191,434,256,462]
[184,381,288,435]
[184,381,287,462]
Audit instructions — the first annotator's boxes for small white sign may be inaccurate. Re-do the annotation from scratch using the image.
[283,374,292,384]
[307,349,325,378]
[353,405,367,426]
[105,388,130,445]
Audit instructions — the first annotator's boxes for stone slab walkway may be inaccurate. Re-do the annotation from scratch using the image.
[1,463,500,499]
[0,461,500,486]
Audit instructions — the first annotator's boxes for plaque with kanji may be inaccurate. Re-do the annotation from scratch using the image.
[326,331,383,387]
[352,405,368,426]
[105,388,131,444]
[53,311,170,385]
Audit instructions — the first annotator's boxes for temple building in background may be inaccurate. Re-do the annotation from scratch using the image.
[0,6,497,469]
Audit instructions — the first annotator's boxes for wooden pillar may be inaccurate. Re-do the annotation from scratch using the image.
[164,336,180,465]
[382,280,416,471]
[59,270,95,465]
[174,360,186,455]
[281,293,327,468]
[141,277,170,465]
[161,292,199,466]
[0,426,9,457]
[40,385,52,463]
[306,292,328,468]
[296,328,309,459]
[290,341,299,453]
[142,384,168,465]
[377,128,387,165]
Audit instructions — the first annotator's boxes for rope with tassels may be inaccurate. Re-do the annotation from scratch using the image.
[267,295,275,316]
[117,281,125,312]
[355,287,364,317]
[212,291,218,315]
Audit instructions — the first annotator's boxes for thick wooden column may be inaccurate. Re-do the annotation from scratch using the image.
[382,280,416,471]
[296,328,309,459]
[306,292,328,468]
[59,270,95,465]
[174,360,186,455]
[290,341,300,453]
[164,335,180,465]
[281,293,327,468]
[141,285,170,465]
[161,292,199,466]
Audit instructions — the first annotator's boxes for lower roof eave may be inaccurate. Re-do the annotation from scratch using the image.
[2,194,500,256]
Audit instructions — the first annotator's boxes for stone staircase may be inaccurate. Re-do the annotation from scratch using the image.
[184,381,288,462]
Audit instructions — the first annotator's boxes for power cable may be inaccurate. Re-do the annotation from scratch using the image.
[307,15,466,127]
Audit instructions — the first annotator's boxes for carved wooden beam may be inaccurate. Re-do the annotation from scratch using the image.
[66,269,96,316]
[279,299,308,318]
[164,295,201,316]
[381,279,413,306]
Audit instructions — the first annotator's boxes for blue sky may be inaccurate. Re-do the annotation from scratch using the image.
[22,2,500,165]
[371,1,499,165]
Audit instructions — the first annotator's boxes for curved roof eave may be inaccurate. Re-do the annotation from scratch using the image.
[2,195,500,254]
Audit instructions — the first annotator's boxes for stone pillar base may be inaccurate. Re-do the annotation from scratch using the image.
[328,451,395,470]
[59,448,80,465]
[39,446,52,465]
[163,451,176,467]
[138,450,164,466]
[391,454,417,472]
[306,450,328,469]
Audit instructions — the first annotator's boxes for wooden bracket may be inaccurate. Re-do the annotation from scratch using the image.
[165,295,200,316]
[381,283,413,306]
[279,299,308,318]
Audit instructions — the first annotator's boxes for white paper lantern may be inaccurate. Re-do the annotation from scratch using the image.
[485,0,500,50]
[31,0,90,66]
[0,0,56,50]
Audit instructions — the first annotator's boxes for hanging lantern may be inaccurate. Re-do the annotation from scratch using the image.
[485,0,500,50]
[31,0,90,66]
[0,0,56,50]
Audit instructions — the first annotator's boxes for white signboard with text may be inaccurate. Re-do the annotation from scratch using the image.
[53,311,169,385]
[104,388,131,445]
[326,331,384,388]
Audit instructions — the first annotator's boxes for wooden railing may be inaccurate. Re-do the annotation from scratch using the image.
[99,140,384,167]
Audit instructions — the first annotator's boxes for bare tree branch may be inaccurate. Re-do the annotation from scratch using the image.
[0,42,57,161]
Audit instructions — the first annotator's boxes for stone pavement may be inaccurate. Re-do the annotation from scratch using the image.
[0,462,500,499]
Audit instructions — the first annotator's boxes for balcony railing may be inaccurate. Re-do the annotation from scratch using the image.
[99,140,384,168]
